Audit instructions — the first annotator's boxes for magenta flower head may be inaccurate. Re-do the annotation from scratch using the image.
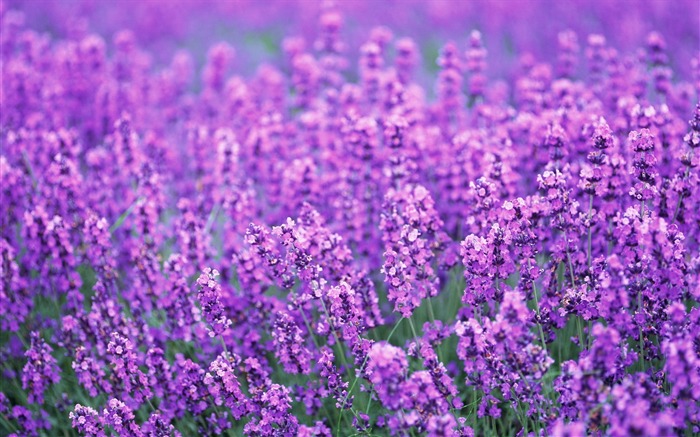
[465,30,487,99]
[142,413,175,437]
[367,342,408,411]
[646,31,672,95]
[22,332,61,405]
[73,346,111,397]
[684,103,700,149]
[106,332,152,404]
[436,41,464,127]
[556,30,579,79]
[381,184,446,317]
[356,43,383,109]
[202,42,235,92]
[102,398,141,437]
[395,37,418,85]
[272,310,312,375]
[69,404,104,437]
[628,128,658,204]
[204,353,248,418]
[244,383,299,436]
[585,34,607,85]
[316,9,344,54]
[196,267,231,337]
[0,238,31,332]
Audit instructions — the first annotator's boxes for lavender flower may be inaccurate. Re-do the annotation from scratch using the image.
[22,332,61,405]
[367,342,408,411]
[1,3,699,436]
[465,30,487,100]
[628,128,659,207]
[244,384,299,436]
[102,398,142,437]
[271,311,312,375]
[73,346,111,397]
[203,353,248,418]
[0,239,31,331]
[142,413,176,437]
[196,268,231,337]
[380,184,446,317]
[106,332,152,404]
[70,405,105,437]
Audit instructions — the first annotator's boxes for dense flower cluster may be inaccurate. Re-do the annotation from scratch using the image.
[21,332,61,405]
[1,1,699,436]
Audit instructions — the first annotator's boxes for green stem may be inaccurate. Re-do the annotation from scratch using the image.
[300,304,350,435]
[407,316,420,340]
[638,292,645,371]
[319,299,367,436]
[671,147,691,224]
[361,319,405,419]
[299,306,322,351]
[319,298,350,373]
[109,196,143,234]
[219,335,230,359]
[145,397,157,414]
[671,192,684,223]
[1,411,19,433]
[425,298,444,362]
[281,301,343,432]
[577,317,585,352]
[385,317,405,343]
[587,194,593,269]
[526,259,548,351]
[204,202,222,234]
[399,408,418,437]
[426,297,437,323]
[21,150,38,189]
[566,248,577,288]
[341,318,405,417]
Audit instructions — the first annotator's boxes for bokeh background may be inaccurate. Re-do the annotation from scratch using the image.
[5,0,699,80]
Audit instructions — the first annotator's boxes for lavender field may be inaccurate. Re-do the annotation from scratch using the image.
[1,0,699,436]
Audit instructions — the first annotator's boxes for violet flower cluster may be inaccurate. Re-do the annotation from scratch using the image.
[1,1,699,436]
